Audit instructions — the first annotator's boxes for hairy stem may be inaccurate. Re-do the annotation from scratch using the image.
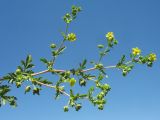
[31,64,117,77]
[32,80,70,97]
[52,23,69,63]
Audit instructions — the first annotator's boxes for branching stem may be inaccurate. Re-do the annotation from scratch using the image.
[32,80,70,97]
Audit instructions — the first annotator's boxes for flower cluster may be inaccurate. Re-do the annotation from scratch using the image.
[63,5,81,24]
[106,32,114,41]
[148,53,157,62]
[132,47,141,56]
[131,49,157,67]
[67,33,77,42]
[105,32,118,47]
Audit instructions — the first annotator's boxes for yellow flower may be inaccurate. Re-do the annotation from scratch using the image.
[132,47,141,56]
[106,32,114,41]
[67,33,76,42]
[148,53,157,62]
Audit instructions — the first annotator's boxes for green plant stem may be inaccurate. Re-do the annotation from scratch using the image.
[32,61,132,76]
[0,61,132,81]
[98,54,103,63]
[52,23,69,63]
[31,79,70,97]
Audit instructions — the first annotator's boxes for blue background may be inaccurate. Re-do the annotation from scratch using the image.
[0,0,160,120]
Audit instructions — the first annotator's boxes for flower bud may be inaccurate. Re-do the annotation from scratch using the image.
[122,70,127,76]
[16,82,21,88]
[25,86,31,94]
[98,104,104,110]
[64,106,69,112]
[50,44,56,49]
[95,64,104,69]
[16,69,21,75]
[75,104,82,111]
[103,84,110,90]
[147,62,153,67]
[65,71,71,77]
[97,44,104,49]
[97,94,103,100]
[79,79,86,86]
[113,40,118,45]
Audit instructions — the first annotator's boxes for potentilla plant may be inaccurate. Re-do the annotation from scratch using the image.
[0,5,157,112]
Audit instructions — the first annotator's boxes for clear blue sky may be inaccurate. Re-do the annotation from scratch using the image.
[0,0,160,120]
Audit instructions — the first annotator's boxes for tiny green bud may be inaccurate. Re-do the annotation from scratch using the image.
[122,70,127,76]
[52,50,58,56]
[142,59,147,63]
[75,104,82,111]
[25,86,31,94]
[64,106,69,112]
[65,13,71,18]
[98,104,104,110]
[66,19,72,24]
[16,82,21,88]
[139,56,143,60]
[103,84,110,90]
[128,67,132,71]
[147,62,153,67]
[113,40,118,45]
[79,79,86,86]
[95,64,104,69]
[65,71,71,77]
[16,69,21,75]
[97,44,104,49]
[50,44,56,49]
[97,94,103,100]
[33,88,40,95]
[77,7,81,12]
[96,82,101,87]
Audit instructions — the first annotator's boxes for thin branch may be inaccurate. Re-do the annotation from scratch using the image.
[32,69,50,76]
[0,61,132,82]
[52,23,69,63]
[31,65,117,77]
[33,80,70,97]
[31,60,133,76]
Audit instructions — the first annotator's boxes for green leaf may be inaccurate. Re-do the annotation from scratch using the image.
[40,58,48,64]
[117,55,126,67]
[70,89,74,97]
[21,60,26,68]
[26,55,32,64]
[82,59,87,67]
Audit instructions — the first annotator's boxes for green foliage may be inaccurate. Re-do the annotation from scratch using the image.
[0,5,157,112]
